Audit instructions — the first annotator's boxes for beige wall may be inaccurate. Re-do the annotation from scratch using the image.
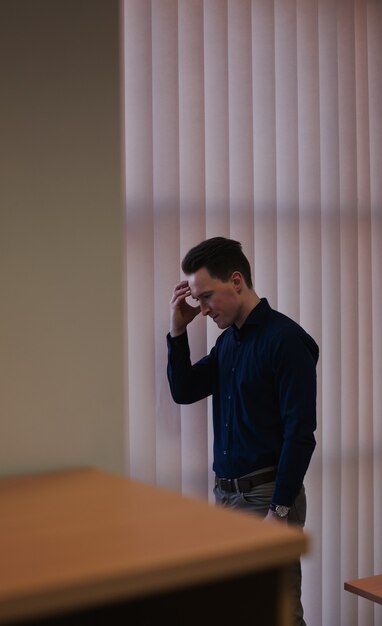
[0,0,126,476]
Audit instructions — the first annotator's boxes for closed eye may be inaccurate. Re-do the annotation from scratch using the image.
[194,293,212,302]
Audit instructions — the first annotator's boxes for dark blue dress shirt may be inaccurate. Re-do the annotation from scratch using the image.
[167,298,319,506]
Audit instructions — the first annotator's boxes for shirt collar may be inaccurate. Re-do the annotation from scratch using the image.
[232,297,270,338]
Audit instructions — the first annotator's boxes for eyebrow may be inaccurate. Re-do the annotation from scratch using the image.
[192,290,212,300]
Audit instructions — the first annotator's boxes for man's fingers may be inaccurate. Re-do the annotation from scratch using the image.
[171,282,191,304]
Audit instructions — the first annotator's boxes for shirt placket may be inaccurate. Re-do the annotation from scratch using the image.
[222,337,242,472]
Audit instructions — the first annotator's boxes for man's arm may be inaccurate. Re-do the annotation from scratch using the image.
[270,329,318,507]
[170,280,200,336]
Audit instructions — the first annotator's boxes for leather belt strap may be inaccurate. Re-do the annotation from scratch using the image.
[215,468,277,493]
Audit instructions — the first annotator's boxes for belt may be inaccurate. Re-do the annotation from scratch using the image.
[215,468,277,493]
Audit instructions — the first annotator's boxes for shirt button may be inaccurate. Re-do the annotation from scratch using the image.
[228,395,231,400]
[223,451,227,455]
[232,367,235,372]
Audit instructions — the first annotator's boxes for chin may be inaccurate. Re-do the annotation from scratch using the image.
[217,320,229,329]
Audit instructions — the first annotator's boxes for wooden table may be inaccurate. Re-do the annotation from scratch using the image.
[0,468,309,625]
[344,574,382,605]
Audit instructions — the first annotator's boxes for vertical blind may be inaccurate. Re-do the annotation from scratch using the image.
[123,1,382,625]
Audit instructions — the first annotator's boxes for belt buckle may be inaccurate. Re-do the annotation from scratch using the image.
[217,477,240,492]
[228,478,240,493]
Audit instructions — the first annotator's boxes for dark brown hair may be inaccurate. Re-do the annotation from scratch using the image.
[181,237,253,288]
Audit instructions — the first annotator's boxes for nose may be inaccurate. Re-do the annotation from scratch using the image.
[200,302,210,316]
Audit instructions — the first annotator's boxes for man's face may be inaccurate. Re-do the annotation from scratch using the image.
[188,267,241,329]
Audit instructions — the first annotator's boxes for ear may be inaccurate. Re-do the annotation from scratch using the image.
[231,271,243,292]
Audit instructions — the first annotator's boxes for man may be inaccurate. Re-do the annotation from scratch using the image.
[167,236,319,626]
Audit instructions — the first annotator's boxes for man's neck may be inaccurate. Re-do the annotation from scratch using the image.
[236,291,261,329]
